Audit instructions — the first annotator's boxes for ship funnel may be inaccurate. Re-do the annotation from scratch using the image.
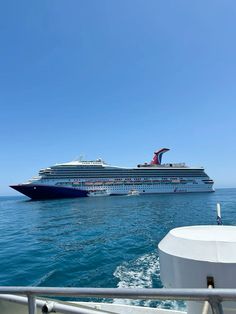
[158,225,236,313]
[151,148,169,165]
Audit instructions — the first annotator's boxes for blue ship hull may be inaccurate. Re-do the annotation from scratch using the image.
[10,184,89,200]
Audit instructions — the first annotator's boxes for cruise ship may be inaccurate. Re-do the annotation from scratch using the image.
[10,148,214,200]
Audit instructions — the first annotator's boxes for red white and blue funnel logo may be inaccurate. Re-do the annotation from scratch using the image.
[151,148,170,165]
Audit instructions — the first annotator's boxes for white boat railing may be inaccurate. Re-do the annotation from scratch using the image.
[0,286,234,314]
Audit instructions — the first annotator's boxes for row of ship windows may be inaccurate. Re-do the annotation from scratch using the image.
[41,170,204,174]
[41,173,207,179]
[55,182,201,187]
[41,167,203,171]
[50,179,198,183]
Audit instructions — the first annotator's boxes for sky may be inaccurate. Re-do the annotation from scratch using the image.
[1,0,236,195]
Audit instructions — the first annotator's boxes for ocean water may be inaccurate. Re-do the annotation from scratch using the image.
[0,189,236,307]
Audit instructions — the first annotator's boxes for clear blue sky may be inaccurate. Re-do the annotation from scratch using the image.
[1,0,236,195]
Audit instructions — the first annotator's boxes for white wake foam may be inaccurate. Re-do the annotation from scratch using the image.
[114,252,160,289]
[113,252,185,310]
[113,252,160,306]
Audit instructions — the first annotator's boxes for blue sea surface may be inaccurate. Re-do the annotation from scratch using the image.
[0,189,236,307]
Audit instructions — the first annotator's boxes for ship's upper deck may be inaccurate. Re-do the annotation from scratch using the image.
[54,158,107,167]
[137,162,188,168]
[37,149,208,179]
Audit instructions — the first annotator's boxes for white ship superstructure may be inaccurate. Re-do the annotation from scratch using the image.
[11,148,214,199]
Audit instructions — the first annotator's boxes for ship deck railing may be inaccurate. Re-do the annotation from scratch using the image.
[0,286,234,314]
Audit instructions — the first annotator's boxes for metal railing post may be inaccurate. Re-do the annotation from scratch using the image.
[202,300,210,314]
[28,295,36,314]
[209,299,224,314]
